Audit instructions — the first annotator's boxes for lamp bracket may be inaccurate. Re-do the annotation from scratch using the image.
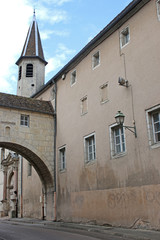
[123,125,137,138]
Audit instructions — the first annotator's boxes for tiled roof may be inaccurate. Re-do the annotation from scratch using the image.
[16,13,47,65]
[0,92,54,115]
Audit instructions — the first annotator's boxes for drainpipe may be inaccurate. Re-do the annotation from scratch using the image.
[52,80,57,221]
[20,156,23,218]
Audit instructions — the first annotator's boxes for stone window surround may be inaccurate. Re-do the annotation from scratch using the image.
[120,26,130,49]
[59,145,66,172]
[100,82,109,104]
[146,104,160,149]
[109,123,127,159]
[92,50,100,69]
[70,69,77,86]
[84,132,96,164]
[20,114,30,127]
[156,0,160,21]
[80,95,88,116]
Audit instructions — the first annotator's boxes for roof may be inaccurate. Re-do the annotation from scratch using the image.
[16,12,47,66]
[0,92,54,115]
[32,0,150,98]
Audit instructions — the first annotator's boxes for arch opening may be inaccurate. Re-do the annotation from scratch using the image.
[0,142,54,220]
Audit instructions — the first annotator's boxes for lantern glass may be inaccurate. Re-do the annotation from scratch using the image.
[115,111,125,125]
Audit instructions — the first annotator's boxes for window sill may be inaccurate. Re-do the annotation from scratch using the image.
[111,152,127,159]
[71,82,76,87]
[92,64,100,70]
[120,42,129,49]
[151,142,160,149]
[85,159,96,166]
[59,169,66,173]
[81,112,88,116]
[100,99,109,105]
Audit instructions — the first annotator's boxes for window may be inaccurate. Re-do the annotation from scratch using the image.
[71,70,76,86]
[110,124,126,158]
[146,106,160,147]
[157,0,160,21]
[26,64,33,77]
[92,51,100,69]
[18,66,22,80]
[100,83,108,103]
[120,26,130,48]
[20,114,29,127]
[81,96,88,115]
[59,146,66,171]
[84,133,96,163]
[28,163,32,176]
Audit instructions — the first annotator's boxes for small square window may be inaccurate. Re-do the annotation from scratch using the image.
[146,106,160,147]
[156,0,160,21]
[84,133,96,163]
[120,27,130,48]
[71,70,77,86]
[110,124,126,158]
[20,114,29,127]
[92,51,100,69]
[81,96,88,115]
[59,146,66,171]
[100,83,108,103]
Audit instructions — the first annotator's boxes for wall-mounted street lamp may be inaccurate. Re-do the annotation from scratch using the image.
[115,111,137,138]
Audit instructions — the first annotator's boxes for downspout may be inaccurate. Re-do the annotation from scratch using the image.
[52,80,57,221]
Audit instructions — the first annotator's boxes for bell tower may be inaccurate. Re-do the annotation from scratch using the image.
[16,11,47,97]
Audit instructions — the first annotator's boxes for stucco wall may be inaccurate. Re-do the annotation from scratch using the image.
[35,0,160,228]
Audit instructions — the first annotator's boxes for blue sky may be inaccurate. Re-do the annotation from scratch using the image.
[0,0,131,95]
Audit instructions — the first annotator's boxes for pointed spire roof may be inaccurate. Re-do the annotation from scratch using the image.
[16,11,47,65]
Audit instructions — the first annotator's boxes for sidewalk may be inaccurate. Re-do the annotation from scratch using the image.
[1,217,160,240]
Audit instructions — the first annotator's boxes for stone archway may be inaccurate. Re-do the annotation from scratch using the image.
[0,93,55,220]
[0,143,54,220]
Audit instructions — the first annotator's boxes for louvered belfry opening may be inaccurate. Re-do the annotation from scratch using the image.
[26,64,33,77]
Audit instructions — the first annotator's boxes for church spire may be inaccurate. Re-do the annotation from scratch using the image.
[16,12,47,97]
[16,11,47,65]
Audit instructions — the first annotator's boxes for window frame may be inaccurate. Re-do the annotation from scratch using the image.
[146,105,160,148]
[59,146,66,171]
[84,133,96,163]
[109,123,126,158]
[120,26,130,48]
[70,70,77,86]
[92,51,100,69]
[20,114,30,127]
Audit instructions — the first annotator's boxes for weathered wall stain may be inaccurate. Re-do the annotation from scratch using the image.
[107,190,160,209]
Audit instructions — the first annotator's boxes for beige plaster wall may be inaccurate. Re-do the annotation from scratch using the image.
[22,159,42,219]
[36,0,160,228]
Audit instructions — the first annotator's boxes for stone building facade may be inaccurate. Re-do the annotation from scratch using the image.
[1,0,160,229]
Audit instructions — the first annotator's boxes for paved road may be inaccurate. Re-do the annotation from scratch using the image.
[0,221,125,240]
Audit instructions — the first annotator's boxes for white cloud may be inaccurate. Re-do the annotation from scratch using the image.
[41,29,69,40]
[40,0,72,6]
[0,0,32,94]
[45,44,76,76]
[38,8,68,24]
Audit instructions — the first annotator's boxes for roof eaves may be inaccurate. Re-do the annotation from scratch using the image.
[16,56,48,66]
